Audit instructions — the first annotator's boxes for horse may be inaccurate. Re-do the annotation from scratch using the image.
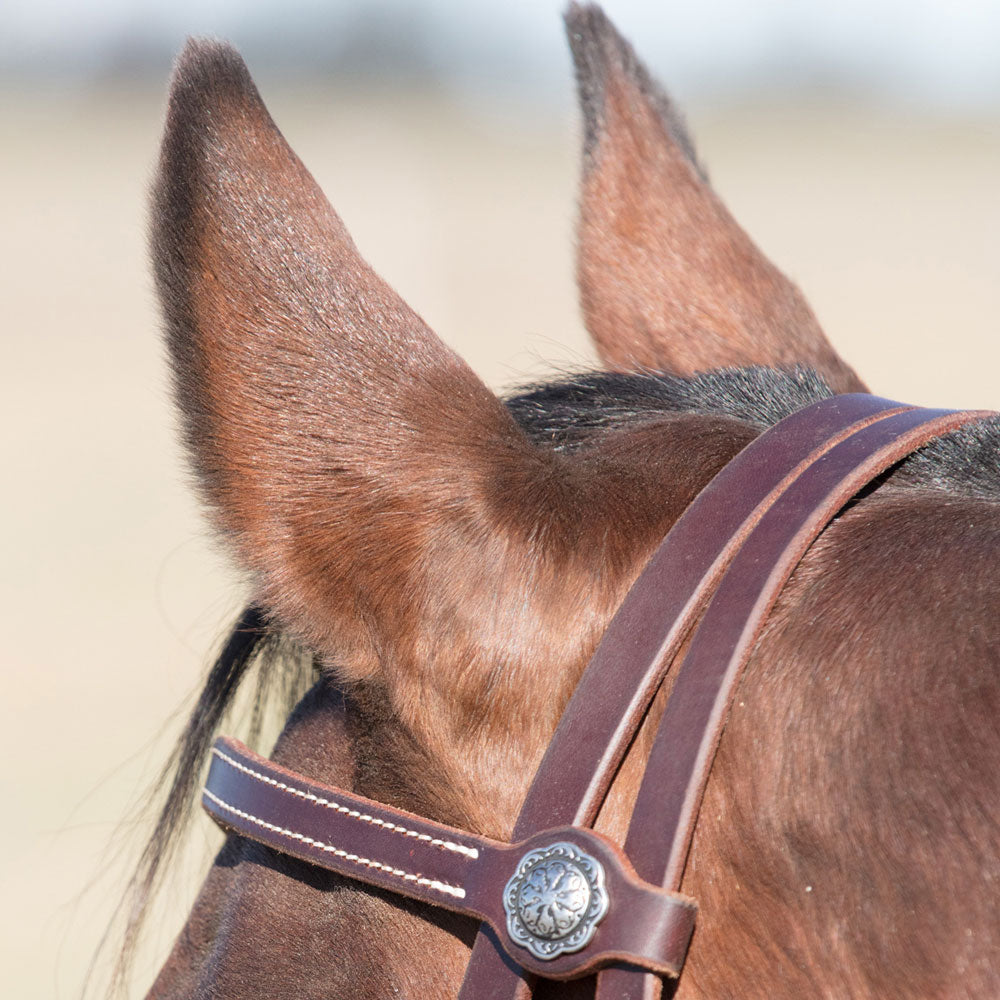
[124,4,1000,998]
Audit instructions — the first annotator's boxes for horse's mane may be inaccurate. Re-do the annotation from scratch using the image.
[108,364,1000,994]
[101,613,318,996]
[507,366,1000,503]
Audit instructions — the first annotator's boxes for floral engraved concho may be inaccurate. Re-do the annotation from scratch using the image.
[502,841,610,960]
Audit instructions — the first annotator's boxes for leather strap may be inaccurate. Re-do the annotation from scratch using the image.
[592,405,989,1000]
[457,394,912,1000]
[512,394,907,836]
[203,737,697,979]
[198,396,989,998]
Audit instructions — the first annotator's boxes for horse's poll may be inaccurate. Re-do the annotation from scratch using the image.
[201,395,989,997]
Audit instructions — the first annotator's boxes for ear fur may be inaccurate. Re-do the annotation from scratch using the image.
[566,4,865,393]
[152,41,557,700]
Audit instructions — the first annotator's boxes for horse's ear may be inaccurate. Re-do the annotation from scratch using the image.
[152,41,550,685]
[566,4,864,393]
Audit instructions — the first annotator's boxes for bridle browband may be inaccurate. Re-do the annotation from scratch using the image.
[201,394,988,998]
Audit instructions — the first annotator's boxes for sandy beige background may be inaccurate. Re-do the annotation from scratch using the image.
[3,77,998,997]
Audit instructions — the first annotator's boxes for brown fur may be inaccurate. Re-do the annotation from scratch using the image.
[145,7,999,1000]
[568,6,865,393]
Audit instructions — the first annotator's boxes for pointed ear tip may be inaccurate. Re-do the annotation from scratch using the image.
[563,4,656,118]
[152,39,257,277]
[168,37,255,108]
[563,3,612,34]
[564,3,621,67]
[563,3,706,179]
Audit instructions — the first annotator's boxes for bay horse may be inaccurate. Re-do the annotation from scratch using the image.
[125,4,1000,998]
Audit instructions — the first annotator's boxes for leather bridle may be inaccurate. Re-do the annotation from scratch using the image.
[201,394,988,998]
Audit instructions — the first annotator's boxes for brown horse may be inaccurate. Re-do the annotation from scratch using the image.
[127,4,1000,998]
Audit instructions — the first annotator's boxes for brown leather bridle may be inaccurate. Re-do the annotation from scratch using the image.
[202,394,988,998]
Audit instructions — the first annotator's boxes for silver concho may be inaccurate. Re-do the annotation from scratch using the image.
[502,841,609,960]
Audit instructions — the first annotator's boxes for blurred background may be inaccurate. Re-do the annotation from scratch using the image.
[3,1,998,997]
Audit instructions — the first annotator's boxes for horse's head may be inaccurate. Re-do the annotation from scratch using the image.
[140,6,1000,999]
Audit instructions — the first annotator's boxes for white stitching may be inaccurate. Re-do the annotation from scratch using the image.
[210,747,480,860]
[203,788,467,900]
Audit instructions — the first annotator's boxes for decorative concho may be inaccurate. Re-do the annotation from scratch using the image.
[502,841,609,960]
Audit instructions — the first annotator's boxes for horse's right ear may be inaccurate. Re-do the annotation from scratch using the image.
[566,4,864,393]
[151,41,557,710]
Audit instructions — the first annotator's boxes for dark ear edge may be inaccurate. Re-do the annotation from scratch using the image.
[565,2,706,180]
[565,5,866,393]
[151,37,292,502]
[151,38,611,745]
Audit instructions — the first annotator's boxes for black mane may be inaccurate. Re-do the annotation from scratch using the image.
[507,366,833,445]
[508,366,1000,500]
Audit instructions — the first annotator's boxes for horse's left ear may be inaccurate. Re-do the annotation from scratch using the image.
[566,4,865,393]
